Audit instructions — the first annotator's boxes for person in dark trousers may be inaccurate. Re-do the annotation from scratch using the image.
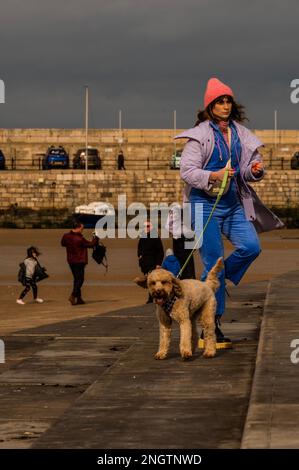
[61,221,98,305]
[117,150,126,170]
[173,236,196,280]
[138,221,164,303]
[166,204,196,280]
[17,246,44,305]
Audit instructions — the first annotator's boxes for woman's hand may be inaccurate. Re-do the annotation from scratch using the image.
[210,168,235,183]
[251,162,263,175]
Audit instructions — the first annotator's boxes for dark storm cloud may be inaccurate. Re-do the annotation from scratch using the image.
[0,0,298,128]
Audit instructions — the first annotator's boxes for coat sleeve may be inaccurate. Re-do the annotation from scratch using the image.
[180,140,214,191]
[61,234,67,247]
[81,236,98,248]
[243,149,265,182]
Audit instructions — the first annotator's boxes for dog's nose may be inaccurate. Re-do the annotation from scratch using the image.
[155,289,162,295]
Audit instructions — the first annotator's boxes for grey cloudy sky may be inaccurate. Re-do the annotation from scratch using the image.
[0,0,298,129]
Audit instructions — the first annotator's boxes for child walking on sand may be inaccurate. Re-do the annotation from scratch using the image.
[17,246,46,305]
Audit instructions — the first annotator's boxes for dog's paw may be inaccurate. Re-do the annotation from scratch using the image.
[202,349,216,358]
[155,351,167,360]
[180,350,192,360]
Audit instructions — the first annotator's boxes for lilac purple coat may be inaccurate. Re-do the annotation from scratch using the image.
[175,120,284,233]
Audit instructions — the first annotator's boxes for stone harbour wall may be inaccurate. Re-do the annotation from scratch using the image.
[0,128,298,227]
[0,169,298,228]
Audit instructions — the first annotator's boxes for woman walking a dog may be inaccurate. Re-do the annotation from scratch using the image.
[176,77,283,346]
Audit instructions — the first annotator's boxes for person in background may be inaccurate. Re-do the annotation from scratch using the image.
[161,248,181,277]
[117,150,126,170]
[17,246,44,305]
[166,203,196,280]
[61,220,98,305]
[137,221,164,303]
[172,236,196,279]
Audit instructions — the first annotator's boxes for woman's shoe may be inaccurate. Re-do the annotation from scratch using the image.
[35,298,44,303]
[198,315,233,349]
[214,315,232,348]
[215,315,231,341]
[16,299,25,305]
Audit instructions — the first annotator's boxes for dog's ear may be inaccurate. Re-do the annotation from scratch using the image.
[172,276,183,297]
[133,275,148,289]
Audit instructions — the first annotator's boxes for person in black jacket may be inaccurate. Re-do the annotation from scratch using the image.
[137,221,164,303]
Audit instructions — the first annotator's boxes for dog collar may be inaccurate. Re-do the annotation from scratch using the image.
[162,295,178,315]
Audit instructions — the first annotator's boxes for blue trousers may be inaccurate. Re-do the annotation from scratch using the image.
[190,190,261,316]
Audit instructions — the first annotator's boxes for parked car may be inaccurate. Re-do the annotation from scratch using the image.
[0,149,6,170]
[42,146,69,170]
[73,147,101,169]
[291,152,299,169]
[170,150,182,169]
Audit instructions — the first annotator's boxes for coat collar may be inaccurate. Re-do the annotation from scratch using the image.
[175,120,263,152]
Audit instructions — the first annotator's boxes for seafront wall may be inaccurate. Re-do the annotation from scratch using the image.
[0,129,298,227]
[0,170,297,228]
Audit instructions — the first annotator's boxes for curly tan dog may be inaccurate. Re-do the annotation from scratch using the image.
[135,258,223,360]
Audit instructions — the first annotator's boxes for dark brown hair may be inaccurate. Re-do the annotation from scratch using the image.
[27,246,40,257]
[72,219,84,229]
[194,96,248,126]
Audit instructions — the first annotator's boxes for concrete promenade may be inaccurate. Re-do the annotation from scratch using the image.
[0,282,265,449]
[0,229,298,448]
[242,269,299,448]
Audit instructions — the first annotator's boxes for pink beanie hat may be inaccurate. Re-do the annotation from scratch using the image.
[204,78,234,109]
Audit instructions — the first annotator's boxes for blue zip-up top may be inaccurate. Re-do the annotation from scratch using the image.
[190,120,242,203]
[208,121,241,172]
[162,255,181,277]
